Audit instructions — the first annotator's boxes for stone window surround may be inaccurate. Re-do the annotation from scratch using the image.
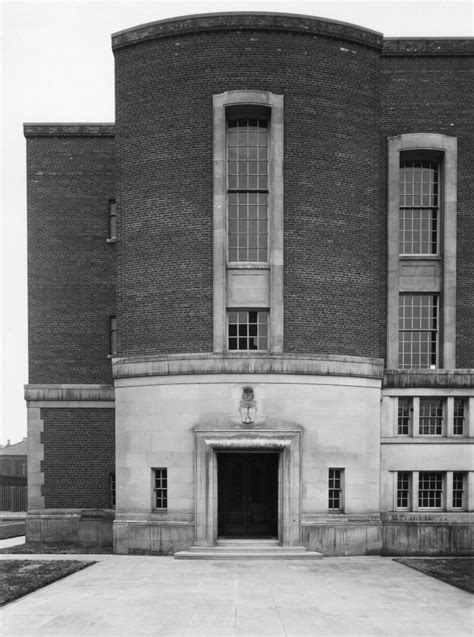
[194,429,301,547]
[213,90,284,354]
[386,133,457,369]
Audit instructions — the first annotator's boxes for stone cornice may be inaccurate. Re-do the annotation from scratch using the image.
[24,384,115,402]
[112,12,383,52]
[112,353,384,380]
[384,370,474,389]
[383,38,474,57]
[24,124,115,138]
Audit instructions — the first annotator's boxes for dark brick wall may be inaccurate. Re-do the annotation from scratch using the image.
[26,130,116,383]
[115,26,385,359]
[41,408,115,508]
[380,54,474,368]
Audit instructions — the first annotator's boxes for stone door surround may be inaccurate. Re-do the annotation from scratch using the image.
[195,429,301,546]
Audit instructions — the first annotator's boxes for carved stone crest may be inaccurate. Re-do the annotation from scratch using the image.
[239,386,257,425]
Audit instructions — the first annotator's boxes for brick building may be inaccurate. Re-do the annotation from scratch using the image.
[25,13,473,555]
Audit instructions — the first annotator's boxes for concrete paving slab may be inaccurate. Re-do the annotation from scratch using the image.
[1,555,472,636]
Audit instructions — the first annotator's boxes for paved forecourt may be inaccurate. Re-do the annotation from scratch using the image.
[1,553,472,636]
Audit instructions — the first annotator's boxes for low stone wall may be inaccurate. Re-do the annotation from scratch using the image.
[113,519,195,555]
[302,515,383,556]
[0,520,26,539]
[26,509,114,546]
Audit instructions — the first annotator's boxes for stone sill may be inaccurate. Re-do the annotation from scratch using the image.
[381,511,472,523]
[384,369,474,388]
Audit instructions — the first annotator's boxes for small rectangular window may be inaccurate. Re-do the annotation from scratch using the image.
[418,472,443,509]
[154,468,168,510]
[452,472,465,509]
[419,398,443,436]
[328,468,343,511]
[397,472,410,509]
[399,160,439,255]
[399,294,438,369]
[397,398,411,435]
[228,310,268,351]
[109,316,117,356]
[453,399,466,436]
[108,200,117,241]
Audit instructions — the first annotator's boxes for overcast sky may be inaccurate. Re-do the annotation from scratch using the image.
[1,0,473,446]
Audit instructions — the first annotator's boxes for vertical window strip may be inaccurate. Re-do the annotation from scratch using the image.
[228,310,268,351]
[419,399,443,435]
[154,468,168,510]
[328,468,343,511]
[397,472,410,509]
[399,294,438,369]
[108,200,117,240]
[227,117,269,262]
[399,160,439,255]
[452,472,464,509]
[418,472,443,508]
[397,398,411,435]
[109,316,117,356]
[453,399,465,436]
[110,473,116,508]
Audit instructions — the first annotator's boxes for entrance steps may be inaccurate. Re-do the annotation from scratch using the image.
[174,539,322,560]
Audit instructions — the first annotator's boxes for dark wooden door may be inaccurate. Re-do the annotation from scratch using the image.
[217,452,278,537]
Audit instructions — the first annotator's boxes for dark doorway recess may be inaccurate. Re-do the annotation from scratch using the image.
[217,452,279,537]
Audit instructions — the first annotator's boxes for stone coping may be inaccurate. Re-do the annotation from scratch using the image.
[381,511,473,523]
[112,12,383,51]
[302,514,382,526]
[383,38,474,56]
[24,385,115,401]
[384,370,474,388]
[24,124,115,138]
[27,509,115,519]
[112,353,384,380]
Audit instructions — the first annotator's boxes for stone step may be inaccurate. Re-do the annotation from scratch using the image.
[174,543,322,560]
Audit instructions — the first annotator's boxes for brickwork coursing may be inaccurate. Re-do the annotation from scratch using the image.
[41,408,115,508]
[26,131,116,383]
[380,55,474,367]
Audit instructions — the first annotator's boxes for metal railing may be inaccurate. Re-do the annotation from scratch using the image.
[0,486,27,513]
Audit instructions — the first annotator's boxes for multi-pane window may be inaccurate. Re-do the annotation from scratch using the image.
[109,316,117,356]
[227,117,268,262]
[399,294,438,369]
[397,398,411,435]
[452,472,465,509]
[110,473,116,508]
[399,160,439,255]
[328,468,343,511]
[453,399,466,436]
[418,472,443,508]
[154,468,168,510]
[108,199,117,241]
[228,311,268,351]
[397,472,410,509]
[419,398,443,435]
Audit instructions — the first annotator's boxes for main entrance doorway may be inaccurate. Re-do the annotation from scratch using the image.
[217,452,279,537]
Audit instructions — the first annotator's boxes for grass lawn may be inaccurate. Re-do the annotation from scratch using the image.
[394,557,474,593]
[0,542,113,554]
[1,559,95,606]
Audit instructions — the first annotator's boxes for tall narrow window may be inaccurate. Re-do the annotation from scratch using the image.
[328,468,343,511]
[227,115,268,262]
[110,473,116,508]
[399,294,438,369]
[397,398,411,435]
[419,398,443,435]
[228,310,268,351]
[453,399,466,436]
[153,468,168,510]
[108,199,117,241]
[452,472,465,509]
[399,160,439,255]
[397,472,410,509]
[418,472,443,509]
[109,316,117,356]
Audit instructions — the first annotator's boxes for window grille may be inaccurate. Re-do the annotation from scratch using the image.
[228,310,268,351]
[328,468,343,511]
[399,160,439,255]
[227,117,268,262]
[397,472,410,509]
[453,399,465,436]
[154,468,168,509]
[418,472,443,508]
[108,200,117,241]
[419,399,443,435]
[452,472,464,509]
[397,398,411,435]
[399,294,438,369]
[109,316,117,356]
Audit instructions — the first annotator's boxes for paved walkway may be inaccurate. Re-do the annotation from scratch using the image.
[1,544,472,636]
